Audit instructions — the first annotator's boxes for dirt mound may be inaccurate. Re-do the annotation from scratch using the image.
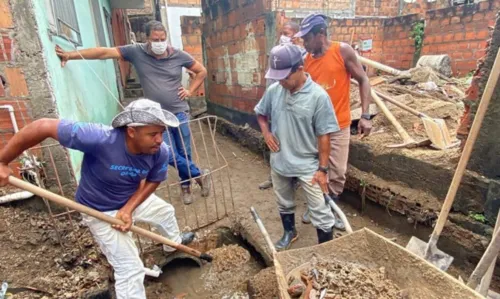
[202,245,261,299]
[247,267,278,299]
[296,258,402,299]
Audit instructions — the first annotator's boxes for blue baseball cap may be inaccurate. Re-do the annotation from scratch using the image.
[265,44,304,80]
[294,13,328,38]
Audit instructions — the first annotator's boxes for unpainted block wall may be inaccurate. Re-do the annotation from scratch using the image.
[181,16,205,97]
[355,0,400,17]
[421,0,498,76]
[202,0,273,124]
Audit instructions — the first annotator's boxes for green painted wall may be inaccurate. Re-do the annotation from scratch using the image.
[32,0,121,176]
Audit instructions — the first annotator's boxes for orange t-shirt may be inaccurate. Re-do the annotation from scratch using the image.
[304,42,351,129]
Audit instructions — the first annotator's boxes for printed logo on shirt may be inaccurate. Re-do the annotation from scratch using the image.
[320,79,336,91]
[109,165,149,177]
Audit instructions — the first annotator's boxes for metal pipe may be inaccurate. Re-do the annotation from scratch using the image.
[0,105,20,133]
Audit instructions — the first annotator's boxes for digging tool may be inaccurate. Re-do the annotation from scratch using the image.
[8,176,213,262]
[350,79,417,148]
[406,47,500,271]
[250,207,291,299]
[476,210,500,296]
[467,226,500,290]
[357,55,404,76]
[375,90,454,150]
[324,194,353,234]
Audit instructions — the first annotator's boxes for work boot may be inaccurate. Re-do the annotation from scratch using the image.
[181,185,193,205]
[302,208,311,224]
[317,227,334,244]
[195,169,211,197]
[181,232,195,245]
[275,213,298,251]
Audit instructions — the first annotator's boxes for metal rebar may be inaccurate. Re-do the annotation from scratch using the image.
[197,119,219,221]
[208,118,228,219]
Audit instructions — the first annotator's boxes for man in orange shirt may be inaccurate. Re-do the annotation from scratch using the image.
[296,14,373,225]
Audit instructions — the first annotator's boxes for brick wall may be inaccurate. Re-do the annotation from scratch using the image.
[421,1,497,76]
[355,0,400,17]
[202,0,270,123]
[399,0,450,16]
[181,16,205,96]
[277,0,351,12]
[128,0,154,16]
[329,14,418,71]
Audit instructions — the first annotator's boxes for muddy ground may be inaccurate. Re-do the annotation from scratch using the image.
[0,125,496,298]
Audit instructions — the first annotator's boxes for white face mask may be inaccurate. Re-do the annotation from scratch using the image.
[280,35,292,44]
[150,41,168,55]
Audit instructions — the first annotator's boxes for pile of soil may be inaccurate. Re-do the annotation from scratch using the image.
[202,245,261,298]
[247,267,278,299]
[0,205,109,298]
[294,258,402,299]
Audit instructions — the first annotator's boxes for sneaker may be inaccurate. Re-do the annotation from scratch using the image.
[181,186,193,205]
[196,169,211,197]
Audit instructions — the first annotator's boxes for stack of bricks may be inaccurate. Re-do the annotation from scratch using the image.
[181,16,205,96]
[421,0,498,76]
[0,1,32,176]
[355,0,400,17]
[202,0,269,117]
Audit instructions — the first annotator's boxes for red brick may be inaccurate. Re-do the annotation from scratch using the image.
[444,33,454,42]
[465,32,476,40]
[0,34,12,61]
[0,0,13,28]
[0,79,4,97]
[450,16,461,24]
[4,68,28,97]
[477,30,490,40]
[472,13,484,22]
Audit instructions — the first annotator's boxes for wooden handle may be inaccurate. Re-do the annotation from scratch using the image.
[374,90,425,118]
[467,226,500,289]
[371,90,414,144]
[250,207,290,299]
[9,176,213,262]
[428,48,500,247]
[357,56,403,76]
[325,194,353,233]
[477,209,500,295]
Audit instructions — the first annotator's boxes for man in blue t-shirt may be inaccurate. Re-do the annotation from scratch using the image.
[55,20,209,205]
[0,99,195,299]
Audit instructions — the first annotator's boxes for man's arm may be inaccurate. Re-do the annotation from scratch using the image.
[0,119,60,186]
[257,114,279,152]
[340,43,373,137]
[55,45,122,67]
[312,134,331,193]
[178,60,208,100]
[112,180,160,232]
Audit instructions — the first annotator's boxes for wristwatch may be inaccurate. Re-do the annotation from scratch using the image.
[318,165,328,174]
[361,113,371,120]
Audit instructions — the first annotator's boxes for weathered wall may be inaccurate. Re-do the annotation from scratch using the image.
[181,16,205,97]
[329,14,418,71]
[399,0,449,16]
[277,0,355,18]
[421,1,497,76]
[32,0,121,177]
[168,0,201,6]
[202,0,272,127]
[469,11,500,179]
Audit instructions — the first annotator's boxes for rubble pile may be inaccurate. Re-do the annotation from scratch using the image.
[287,257,402,299]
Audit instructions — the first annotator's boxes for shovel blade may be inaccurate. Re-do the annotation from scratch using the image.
[422,118,452,150]
[406,236,454,271]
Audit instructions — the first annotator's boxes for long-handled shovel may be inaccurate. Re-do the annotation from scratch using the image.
[324,194,353,234]
[8,176,213,262]
[250,207,291,299]
[375,90,454,150]
[406,46,500,271]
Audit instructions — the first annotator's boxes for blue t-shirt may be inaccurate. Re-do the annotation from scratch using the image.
[58,120,169,212]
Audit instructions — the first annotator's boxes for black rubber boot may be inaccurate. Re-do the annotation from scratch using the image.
[181,232,195,245]
[317,227,334,244]
[275,213,298,251]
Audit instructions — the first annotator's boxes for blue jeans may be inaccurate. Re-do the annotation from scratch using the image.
[164,112,201,186]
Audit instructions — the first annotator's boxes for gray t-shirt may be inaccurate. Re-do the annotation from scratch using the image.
[119,43,195,113]
[254,75,340,177]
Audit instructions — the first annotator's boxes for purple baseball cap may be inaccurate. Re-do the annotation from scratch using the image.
[294,13,328,38]
[265,44,303,80]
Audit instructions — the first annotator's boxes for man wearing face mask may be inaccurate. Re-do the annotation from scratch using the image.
[55,21,210,205]
[255,44,340,250]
